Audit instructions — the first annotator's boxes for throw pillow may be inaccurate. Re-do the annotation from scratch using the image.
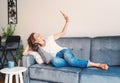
[28,51,44,64]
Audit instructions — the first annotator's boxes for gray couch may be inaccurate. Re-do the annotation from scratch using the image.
[22,36,120,83]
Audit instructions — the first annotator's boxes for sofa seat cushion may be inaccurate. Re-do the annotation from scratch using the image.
[29,64,82,83]
[80,67,120,83]
[30,80,51,83]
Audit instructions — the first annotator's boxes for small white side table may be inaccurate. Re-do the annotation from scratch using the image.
[0,67,27,83]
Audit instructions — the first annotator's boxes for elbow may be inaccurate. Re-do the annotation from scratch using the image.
[61,31,66,36]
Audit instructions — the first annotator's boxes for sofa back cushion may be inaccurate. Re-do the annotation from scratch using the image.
[91,36,120,66]
[56,37,91,60]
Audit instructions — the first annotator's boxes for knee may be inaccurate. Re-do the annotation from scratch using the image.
[64,49,72,56]
[66,58,76,66]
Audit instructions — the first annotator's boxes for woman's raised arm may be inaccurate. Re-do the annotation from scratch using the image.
[54,11,69,40]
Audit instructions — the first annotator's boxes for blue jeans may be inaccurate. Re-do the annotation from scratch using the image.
[51,49,88,68]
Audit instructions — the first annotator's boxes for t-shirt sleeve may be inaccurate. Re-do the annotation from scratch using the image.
[47,35,54,41]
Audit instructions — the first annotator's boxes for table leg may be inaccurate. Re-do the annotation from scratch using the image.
[5,74,8,83]
[9,74,13,83]
[15,74,19,83]
[19,73,23,83]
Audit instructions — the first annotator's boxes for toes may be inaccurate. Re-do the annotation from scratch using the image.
[102,64,108,70]
[99,64,109,70]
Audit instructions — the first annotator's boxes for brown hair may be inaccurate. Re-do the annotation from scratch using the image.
[27,33,38,51]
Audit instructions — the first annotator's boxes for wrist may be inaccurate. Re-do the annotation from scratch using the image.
[66,20,69,23]
[66,19,69,22]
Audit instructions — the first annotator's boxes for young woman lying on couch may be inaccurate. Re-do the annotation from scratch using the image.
[23,11,108,70]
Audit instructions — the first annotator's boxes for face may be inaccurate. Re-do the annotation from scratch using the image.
[33,33,44,44]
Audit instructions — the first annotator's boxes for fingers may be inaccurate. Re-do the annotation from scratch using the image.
[60,10,69,22]
[60,11,67,17]
[60,11,65,16]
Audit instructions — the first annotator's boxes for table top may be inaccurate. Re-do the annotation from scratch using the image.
[0,67,27,74]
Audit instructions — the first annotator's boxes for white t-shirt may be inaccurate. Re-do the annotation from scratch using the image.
[41,35,65,57]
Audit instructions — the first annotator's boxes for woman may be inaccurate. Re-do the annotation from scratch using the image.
[23,11,108,70]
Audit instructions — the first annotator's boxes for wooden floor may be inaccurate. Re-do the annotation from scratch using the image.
[0,77,4,83]
[0,74,5,83]
[0,74,16,83]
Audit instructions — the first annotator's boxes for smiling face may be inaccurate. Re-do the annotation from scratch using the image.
[33,33,45,45]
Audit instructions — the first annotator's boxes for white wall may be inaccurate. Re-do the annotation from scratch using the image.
[1,0,120,45]
[0,0,7,28]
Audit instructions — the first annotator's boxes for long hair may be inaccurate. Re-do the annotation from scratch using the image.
[27,33,38,51]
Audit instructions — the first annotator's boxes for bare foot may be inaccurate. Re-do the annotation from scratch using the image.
[98,64,109,70]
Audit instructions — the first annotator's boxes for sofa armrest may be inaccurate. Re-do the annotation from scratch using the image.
[22,54,36,83]
[22,54,36,67]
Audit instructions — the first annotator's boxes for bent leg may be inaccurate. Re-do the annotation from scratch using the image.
[55,49,109,70]
[63,49,88,68]
[51,57,68,67]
